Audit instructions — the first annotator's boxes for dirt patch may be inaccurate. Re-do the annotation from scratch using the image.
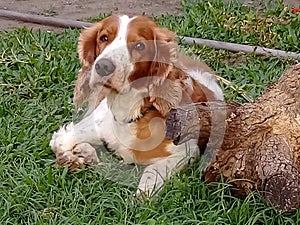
[0,0,182,31]
[0,0,299,31]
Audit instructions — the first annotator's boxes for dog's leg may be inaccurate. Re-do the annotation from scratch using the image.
[50,99,111,169]
[136,139,199,198]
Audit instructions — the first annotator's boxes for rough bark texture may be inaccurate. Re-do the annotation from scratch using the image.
[165,64,300,212]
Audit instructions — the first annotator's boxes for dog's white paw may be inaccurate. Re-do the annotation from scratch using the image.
[50,123,76,153]
[136,178,163,199]
[135,188,152,200]
[135,164,168,199]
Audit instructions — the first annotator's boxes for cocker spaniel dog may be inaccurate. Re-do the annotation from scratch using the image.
[50,15,223,197]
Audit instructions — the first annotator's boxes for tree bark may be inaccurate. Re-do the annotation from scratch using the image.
[165,64,300,212]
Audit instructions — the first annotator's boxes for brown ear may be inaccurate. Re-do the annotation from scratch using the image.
[150,27,178,78]
[73,66,91,108]
[154,27,176,42]
[149,77,183,117]
[75,20,104,107]
[73,66,107,109]
[149,27,181,116]
[77,23,102,67]
[75,25,99,108]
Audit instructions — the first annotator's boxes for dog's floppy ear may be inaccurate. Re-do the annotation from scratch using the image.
[149,76,183,117]
[74,26,98,108]
[75,21,106,108]
[74,23,101,107]
[73,66,106,109]
[150,27,177,78]
[73,66,91,108]
[77,23,102,67]
[149,27,182,116]
[154,27,175,42]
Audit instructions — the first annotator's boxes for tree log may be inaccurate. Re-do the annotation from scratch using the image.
[165,64,300,212]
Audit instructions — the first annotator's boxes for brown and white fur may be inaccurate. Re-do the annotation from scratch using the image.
[50,15,223,197]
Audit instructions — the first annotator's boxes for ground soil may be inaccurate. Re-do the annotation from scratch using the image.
[0,0,182,31]
[0,0,299,31]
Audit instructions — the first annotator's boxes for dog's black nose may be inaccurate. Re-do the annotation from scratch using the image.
[95,58,116,76]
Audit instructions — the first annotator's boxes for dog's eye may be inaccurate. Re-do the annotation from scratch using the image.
[134,42,145,50]
[100,35,108,42]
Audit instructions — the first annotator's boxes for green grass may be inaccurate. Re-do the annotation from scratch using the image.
[157,0,300,52]
[0,0,299,224]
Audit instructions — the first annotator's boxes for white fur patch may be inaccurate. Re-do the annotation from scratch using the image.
[107,87,148,123]
[187,70,224,100]
[50,123,76,152]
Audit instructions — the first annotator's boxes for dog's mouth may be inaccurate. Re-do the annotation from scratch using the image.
[102,82,112,89]
[76,60,135,115]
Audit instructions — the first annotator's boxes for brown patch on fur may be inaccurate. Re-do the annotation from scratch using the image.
[175,53,214,74]
[189,79,208,102]
[130,108,172,164]
[180,78,216,104]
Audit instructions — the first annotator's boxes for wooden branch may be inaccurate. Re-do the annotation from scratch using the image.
[165,101,239,145]
[179,36,300,60]
[1,9,300,60]
[166,64,300,212]
[0,9,92,29]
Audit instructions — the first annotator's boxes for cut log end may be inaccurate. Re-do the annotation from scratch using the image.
[263,173,300,212]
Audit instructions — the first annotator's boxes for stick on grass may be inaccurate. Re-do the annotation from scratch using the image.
[0,9,299,60]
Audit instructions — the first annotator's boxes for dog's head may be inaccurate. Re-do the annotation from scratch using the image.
[74,15,181,115]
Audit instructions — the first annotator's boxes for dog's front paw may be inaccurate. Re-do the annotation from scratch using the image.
[72,143,99,166]
[50,123,76,153]
[136,180,163,200]
[55,150,78,167]
[135,188,153,200]
[55,143,99,172]
[136,165,167,199]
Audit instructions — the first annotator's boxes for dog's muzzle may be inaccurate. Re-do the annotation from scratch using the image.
[95,58,116,77]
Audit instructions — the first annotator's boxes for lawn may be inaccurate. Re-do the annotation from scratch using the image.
[0,0,299,224]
